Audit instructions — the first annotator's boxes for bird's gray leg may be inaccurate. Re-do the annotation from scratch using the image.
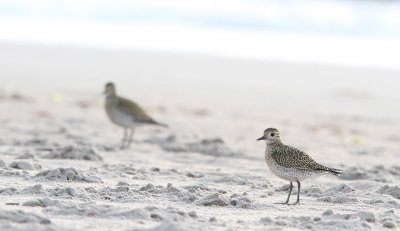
[120,128,128,149]
[275,182,293,205]
[126,128,135,148]
[283,182,293,204]
[292,180,301,205]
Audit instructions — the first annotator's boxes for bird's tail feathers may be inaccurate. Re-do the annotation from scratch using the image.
[327,167,343,176]
[315,167,343,176]
[155,121,168,128]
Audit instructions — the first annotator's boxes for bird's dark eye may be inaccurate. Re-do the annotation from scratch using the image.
[270,133,275,137]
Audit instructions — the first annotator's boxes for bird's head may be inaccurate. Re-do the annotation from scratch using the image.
[257,128,281,144]
[104,82,117,96]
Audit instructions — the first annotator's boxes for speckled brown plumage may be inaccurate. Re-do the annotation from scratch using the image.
[268,143,339,174]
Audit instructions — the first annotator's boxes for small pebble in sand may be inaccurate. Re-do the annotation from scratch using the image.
[230,193,239,198]
[23,199,46,207]
[117,181,129,186]
[353,211,375,223]
[16,153,34,159]
[234,196,252,208]
[9,161,34,170]
[275,221,287,226]
[141,183,155,191]
[361,222,371,229]
[150,213,163,220]
[382,221,396,229]
[322,210,334,216]
[198,193,230,206]
[260,217,272,224]
[188,211,197,218]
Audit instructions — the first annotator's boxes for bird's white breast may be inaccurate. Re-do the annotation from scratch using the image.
[106,106,135,128]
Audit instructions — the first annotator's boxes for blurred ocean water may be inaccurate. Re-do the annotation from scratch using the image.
[1,0,400,110]
[1,0,400,37]
[0,0,400,69]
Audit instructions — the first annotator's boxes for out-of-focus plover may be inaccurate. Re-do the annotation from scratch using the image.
[257,128,342,205]
[104,82,167,149]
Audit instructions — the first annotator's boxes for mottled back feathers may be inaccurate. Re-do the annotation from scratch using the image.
[268,143,341,175]
[104,82,167,127]
[114,96,161,125]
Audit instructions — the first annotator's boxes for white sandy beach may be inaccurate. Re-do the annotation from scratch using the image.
[1,43,400,230]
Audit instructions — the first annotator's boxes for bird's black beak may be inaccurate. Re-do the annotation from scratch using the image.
[257,136,266,141]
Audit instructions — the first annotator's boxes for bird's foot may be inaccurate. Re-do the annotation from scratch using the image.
[291,201,300,205]
[274,201,290,205]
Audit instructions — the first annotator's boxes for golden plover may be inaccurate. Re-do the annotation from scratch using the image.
[104,82,167,149]
[257,128,342,205]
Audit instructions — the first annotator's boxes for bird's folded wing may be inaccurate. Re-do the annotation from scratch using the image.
[116,97,158,124]
[271,145,327,171]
